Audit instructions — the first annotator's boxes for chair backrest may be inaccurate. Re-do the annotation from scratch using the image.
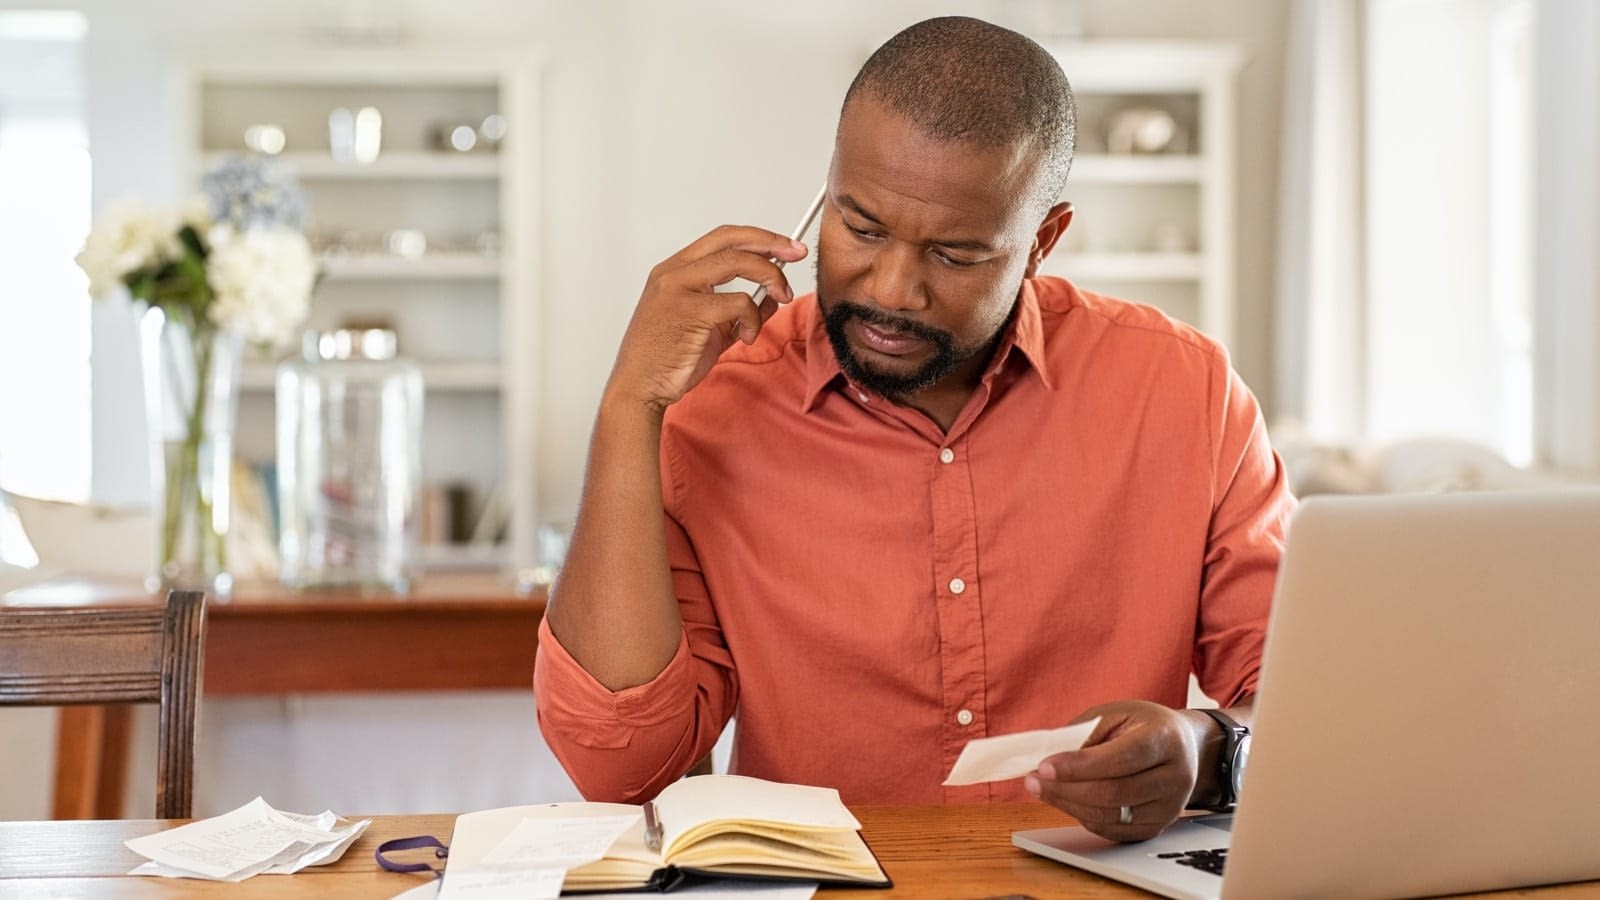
[0,590,207,818]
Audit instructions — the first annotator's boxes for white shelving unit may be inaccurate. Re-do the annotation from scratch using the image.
[415,542,510,571]
[201,151,502,180]
[1044,41,1243,349]
[317,254,502,280]
[1058,252,1204,282]
[175,50,542,573]
[1069,154,1204,184]
[239,361,504,393]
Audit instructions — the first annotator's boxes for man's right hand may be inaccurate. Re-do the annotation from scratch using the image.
[607,225,808,414]
[549,226,807,690]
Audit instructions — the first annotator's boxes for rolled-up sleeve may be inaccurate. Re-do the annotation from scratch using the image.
[1193,349,1296,707]
[533,435,738,803]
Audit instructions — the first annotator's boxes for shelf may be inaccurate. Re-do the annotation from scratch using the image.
[204,151,501,180]
[194,57,507,88]
[318,254,501,280]
[1053,252,1203,281]
[1070,155,1203,184]
[416,542,506,571]
[241,360,503,392]
[421,361,503,390]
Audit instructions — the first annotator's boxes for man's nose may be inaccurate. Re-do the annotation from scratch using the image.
[864,242,929,313]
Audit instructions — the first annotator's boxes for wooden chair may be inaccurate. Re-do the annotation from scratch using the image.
[0,590,207,818]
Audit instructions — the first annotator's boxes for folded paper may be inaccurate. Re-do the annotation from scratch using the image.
[126,797,369,881]
[943,718,1101,786]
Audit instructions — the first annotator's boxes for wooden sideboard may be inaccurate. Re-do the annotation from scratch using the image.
[0,575,546,818]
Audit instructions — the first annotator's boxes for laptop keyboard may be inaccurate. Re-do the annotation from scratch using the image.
[1157,848,1227,876]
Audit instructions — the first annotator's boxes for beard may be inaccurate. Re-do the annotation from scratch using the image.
[815,246,991,398]
[821,300,967,397]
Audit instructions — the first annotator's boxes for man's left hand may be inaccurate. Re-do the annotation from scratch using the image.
[1024,701,1209,842]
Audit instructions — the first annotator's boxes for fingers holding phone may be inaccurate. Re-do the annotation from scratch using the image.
[608,225,807,414]
[607,188,827,414]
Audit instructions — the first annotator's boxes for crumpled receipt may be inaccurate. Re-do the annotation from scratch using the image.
[125,797,370,882]
[943,718,1101,786]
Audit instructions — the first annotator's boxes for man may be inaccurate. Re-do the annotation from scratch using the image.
[537,16,1293,842]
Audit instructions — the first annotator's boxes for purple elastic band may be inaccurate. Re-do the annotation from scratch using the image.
[375,834,449,877]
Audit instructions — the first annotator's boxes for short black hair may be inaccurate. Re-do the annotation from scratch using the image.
[842,16,1076,217]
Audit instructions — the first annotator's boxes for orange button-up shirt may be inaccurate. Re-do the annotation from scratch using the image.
[536,276,1294,806]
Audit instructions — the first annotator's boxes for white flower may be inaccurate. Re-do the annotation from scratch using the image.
[180,193,214,236]
[74,201,183,297]
[205,224,315,348]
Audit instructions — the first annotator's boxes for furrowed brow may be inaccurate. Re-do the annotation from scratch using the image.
[836,193,884,226]
[838,192,995,253]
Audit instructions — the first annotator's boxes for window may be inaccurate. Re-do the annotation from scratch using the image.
[1486,0,1534,466]
[1363,0,1534,464]
[0,10,90,564]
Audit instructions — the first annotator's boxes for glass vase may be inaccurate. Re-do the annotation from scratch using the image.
[276,328,423,593]
[139,306,242,596]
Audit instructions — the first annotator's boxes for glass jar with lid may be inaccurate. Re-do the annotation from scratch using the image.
[276,328,423,591]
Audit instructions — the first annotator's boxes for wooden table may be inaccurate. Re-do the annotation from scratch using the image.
[2,804,1597,898]
[0,576,546,820]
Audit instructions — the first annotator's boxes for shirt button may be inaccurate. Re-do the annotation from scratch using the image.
[949,577,966,595]
[855,391,870,404]
[939,447,955,464]
[956,709,975,726]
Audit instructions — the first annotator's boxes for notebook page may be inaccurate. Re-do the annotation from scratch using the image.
[481,814,641,868]
[654,775,861,857]
[448,802,640,867]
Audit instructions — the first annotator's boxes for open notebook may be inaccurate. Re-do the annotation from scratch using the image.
[447,775,891,893]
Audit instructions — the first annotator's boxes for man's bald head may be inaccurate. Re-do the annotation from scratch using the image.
[841,16,1076,218]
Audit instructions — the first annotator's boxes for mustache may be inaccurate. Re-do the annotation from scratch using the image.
[827,301,951,346]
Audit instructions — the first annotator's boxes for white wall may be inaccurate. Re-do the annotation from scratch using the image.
[0,707,54,818]
[0,0,1288,819]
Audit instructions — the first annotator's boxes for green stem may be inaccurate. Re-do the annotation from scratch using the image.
[158,323,218,583]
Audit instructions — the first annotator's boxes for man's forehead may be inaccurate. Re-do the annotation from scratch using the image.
[832,99,1037,235]
[837,96,1037,180]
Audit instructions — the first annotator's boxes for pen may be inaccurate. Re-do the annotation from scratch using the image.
[749,184,827,307]
[643,800,663,853]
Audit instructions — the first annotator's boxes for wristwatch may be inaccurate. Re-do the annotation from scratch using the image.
[1190,708,1250,811]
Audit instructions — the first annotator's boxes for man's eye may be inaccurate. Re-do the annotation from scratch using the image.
[934,250,977,268]
[847,223,881,241]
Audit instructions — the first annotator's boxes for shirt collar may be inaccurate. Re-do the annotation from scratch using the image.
[800,278,1053,414]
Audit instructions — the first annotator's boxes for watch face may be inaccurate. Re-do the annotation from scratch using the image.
[1232,733,1251,797]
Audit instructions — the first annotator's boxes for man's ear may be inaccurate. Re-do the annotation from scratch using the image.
[1025,201,1074,278]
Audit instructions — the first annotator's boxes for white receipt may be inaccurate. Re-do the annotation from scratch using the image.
[481,813,640,868]
[242,807,369,874]
[125,797,370,881]
[942,718,1101,786]
[438,865,566,900]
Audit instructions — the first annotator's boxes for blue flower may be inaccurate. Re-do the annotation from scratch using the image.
[201,155,309,232]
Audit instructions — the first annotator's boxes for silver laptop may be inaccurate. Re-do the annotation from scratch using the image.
[1014,490,1600,900]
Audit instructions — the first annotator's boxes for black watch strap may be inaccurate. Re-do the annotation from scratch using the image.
[1190,708,1247,811]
